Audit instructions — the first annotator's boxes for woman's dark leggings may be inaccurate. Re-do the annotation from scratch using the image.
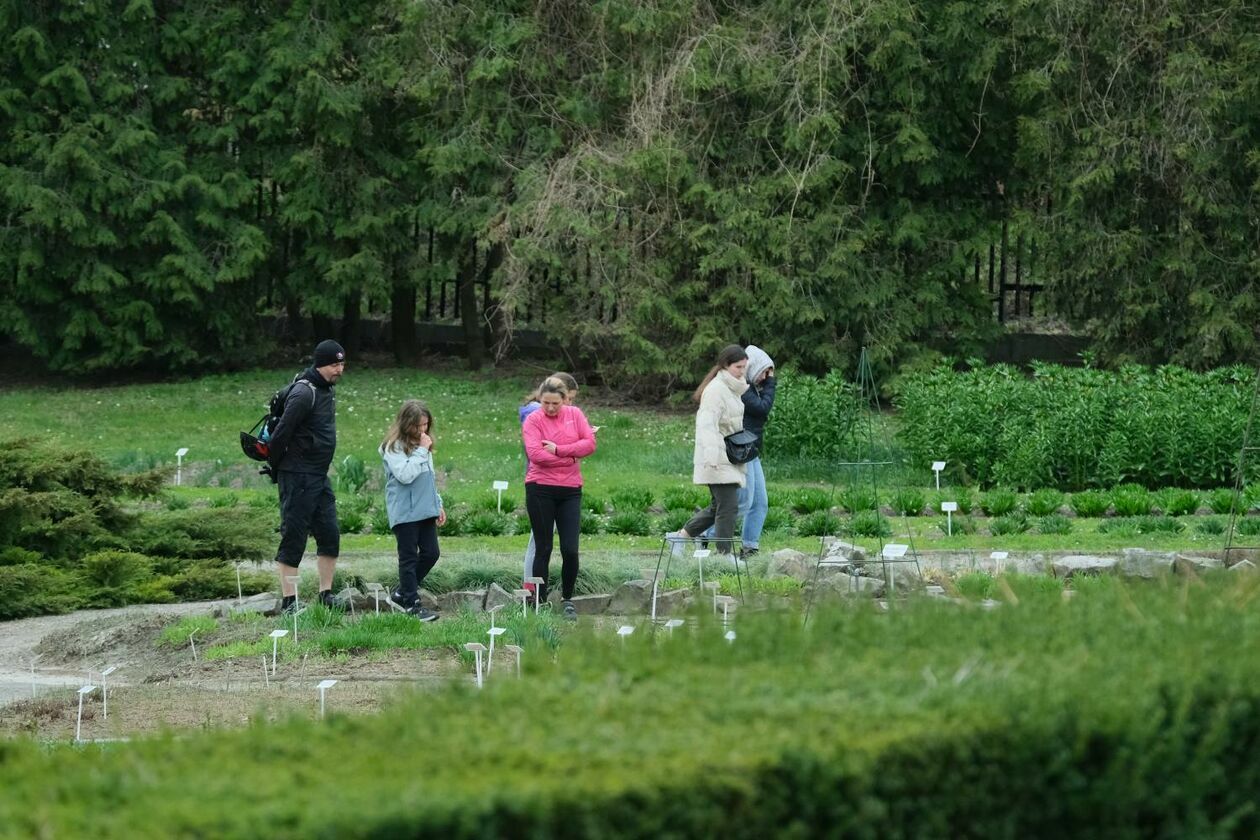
[393,517,440,607]
[525,483,582,600]
[683,484,741,553]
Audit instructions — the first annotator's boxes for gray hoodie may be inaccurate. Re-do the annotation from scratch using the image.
[380,443,444,528]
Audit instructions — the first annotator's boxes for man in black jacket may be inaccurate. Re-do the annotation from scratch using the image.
[267,339,346,612]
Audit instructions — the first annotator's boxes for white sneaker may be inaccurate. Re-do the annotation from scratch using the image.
[666,531,690,559]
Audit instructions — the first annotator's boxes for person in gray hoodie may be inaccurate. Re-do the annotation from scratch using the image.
[380,400,446,621]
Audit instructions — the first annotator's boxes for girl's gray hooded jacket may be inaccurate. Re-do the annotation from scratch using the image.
[380,443,444,528]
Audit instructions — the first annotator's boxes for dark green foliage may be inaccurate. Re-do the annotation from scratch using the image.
[897,365,1255,490]
[1069,490,1111,518]
[513,513,532,537]
[78,551,152,607]
[208,493,239,509]
[129,509,272,561]
[658,509,691,532]
[465,512,511,537]
[980,489,1019,517]
[1111,484,1154,517]
[797,511,841,537]
[937,515,976,536]
[371,506,392,536]
[762,371,863,461]
[610,487,654,513]
[1098,518,1141,537]
[607,511,652,536]
[578,510,605,536]
[165,495,191,511]
[1025,489,1065,517]
[1208,488,1242,516]
[837,487,877,513]
[582,495,609,515]
[1035,515,1073,536]
[1155,488,1201,517]
[472,493,518,514]
[790,487,832,514]
[761,508,795,533]
[1236,518,1260,537]
[1194,517,1227,536]
[989,514,1030,536]
[337,497,370,535]
[1135,516,1185,535]
[844,511,890,538]
[0,563,84,620]
[889,487,926,517]
[662,486,706,512]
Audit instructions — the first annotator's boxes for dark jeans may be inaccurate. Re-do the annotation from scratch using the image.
[276,471,339,566]
[393,518,440,607]
[683,484,741,553]
[525,483,582,600]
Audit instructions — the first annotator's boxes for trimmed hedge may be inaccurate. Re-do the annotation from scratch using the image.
[4,576,1259,837]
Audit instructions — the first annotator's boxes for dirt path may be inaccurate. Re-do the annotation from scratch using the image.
[0,599,235,703]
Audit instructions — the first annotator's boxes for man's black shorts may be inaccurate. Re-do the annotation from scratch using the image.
[275,471,340,566]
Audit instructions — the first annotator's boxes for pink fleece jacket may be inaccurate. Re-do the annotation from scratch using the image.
[522,405,597,487]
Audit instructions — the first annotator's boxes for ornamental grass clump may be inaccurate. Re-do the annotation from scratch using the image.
[1069,490,1111,518]
[1025,489,1065,516]
[980,489,1019,517]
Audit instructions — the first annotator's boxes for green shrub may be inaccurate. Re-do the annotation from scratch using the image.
[465,512,511,536]
[844,510,890,538]
[1194,517,1227,535]
[662,486,706,511]
[371,507,392,536]
[790,487,832,514]
[582,494,609,515]
[659,509,691,532]
[1134,515,1185,534]
[610,487,654,513]
[1155,488,1201,517]
[165,495,191,511]
[1025,489,1065,516]
[889,487,925,516]
[838,486,877,513]
[209,493,239,509]
[78,550,153,606]
[1237,518,1260,537]
[936,515,976,536]
[1207,488,1241,515]
[334,455,370,495]
[762,369,863,461]
[171,563,257,600]
[513,513,532,537]
[0,546,41,566]
[761,508,795,533]
[607,511,653,536]
[980,489,1018,517]
[471,492,518,514]
[579,510,604,535]
[1069,490,1111,517]
[1036,515,1073,535]
[1111,484,1154,517]
[1098,517,1141,537]
[989,514,1030,536]
[337,505,368,535]
[0,563,84,620]
[797,511,841,537]
[131,509,273,561]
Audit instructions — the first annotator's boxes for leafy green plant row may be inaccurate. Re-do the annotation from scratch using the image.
[896,363,1257,490]
[6,577,1260,836]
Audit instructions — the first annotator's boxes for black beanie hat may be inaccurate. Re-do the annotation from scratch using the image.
[313,339,346,368]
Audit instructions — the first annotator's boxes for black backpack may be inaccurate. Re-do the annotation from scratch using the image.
[240,376,316,464]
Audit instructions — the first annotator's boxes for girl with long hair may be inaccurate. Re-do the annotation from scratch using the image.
[380,400,446,621]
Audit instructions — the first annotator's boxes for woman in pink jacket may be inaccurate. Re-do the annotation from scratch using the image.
[522,377,597,620]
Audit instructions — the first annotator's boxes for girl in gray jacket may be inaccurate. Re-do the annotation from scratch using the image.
[380,400,446,621]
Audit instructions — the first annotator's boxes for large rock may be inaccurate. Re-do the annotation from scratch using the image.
[766,549,814,580]
[608,580,653,614]
[654,588,693,616]
[483,582,516,612]
[436,590,487,613]
[1175,554,1225,574]
[820,538,868,566]
[569,593,612,614]
[218,592,278,617]
[815,574,885,598]
[1118,549,1175,579]
[1229,559,1257,573]
[1051,555,1118,578]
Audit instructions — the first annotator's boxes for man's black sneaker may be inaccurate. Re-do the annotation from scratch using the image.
[318,590,339,609]
[408,605,439,622]
[279,596,298,616]
[739,547,760,559]
[562,600,578,621]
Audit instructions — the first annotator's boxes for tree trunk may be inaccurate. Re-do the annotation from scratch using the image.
[457,240,485,370]
[340,292,362,356]
[391,261,418,362]
[481,241,506,354]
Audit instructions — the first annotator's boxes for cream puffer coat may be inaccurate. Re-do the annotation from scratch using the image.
[692,369,749,486]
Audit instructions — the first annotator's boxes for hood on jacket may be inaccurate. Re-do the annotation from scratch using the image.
[745,345,774,385]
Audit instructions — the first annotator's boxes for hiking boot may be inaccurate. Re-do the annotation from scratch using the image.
[318,589,344,609]
[562,600,578,621]
[279,596,298,616]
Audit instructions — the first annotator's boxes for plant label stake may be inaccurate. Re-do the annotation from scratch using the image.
[616,625,635,646]
[487,604,503,632]
[316,679,338,719]
[715,596,735,626]
[486,627,506,674]
[366,582,386,614]
[941,501,958,536]
[175,447,189,486]
[702,581,719,613]
[512,589,531,616]
[526,577,546,614]
[694,548,711,590]
[188,630,199,662]
[29,654,40,699]
[663,619,684,635]
[724,630,736,644]
[991,551,1009,575]
[882,544,908,593]
[100,665,118,721]
[931,461,946,490]
[492,480,509,513]
[269,629,289,675]
[262,657,269,688]
[650,574,660,622]
[463,643,487,688]
[234,561,245,604]
[503,644,523,678]
[75,685,96,742]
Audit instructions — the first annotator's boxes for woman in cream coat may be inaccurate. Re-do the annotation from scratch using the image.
[671,344,749,556]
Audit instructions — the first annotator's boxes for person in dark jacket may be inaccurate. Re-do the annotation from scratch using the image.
[267,339,346,612]
[701,344,775,558]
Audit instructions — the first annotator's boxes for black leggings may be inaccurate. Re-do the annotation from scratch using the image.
[392,518,440,607]
[525,483,582,600]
